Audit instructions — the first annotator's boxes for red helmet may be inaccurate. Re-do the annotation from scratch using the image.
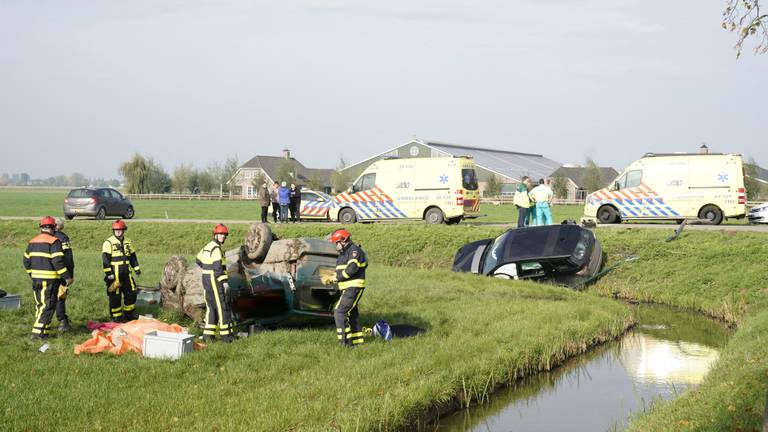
[39,216,56,228]
[112,219,127,230]
[213,224,229,235]
[330,229,350,244]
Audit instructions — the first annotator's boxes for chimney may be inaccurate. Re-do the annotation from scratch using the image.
[699,143,709,154]
[282,148,291,159]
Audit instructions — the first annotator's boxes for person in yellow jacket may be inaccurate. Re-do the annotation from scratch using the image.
[514,176,532,228]
[102,219,141,322]
[23,216,73,339]
[196,224,234,343]
[324,229,367,347]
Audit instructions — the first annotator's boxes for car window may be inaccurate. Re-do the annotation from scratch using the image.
[625,170,642,188]
[98,189,111,198]
[301,192,319,202]
[68,189,94,198]
[109,189,124,199]
[481,231,512,274]
[354,174,376,192]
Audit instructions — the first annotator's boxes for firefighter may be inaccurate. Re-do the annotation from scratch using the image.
[326,229,367,347]
[23,216,73,339]
[195,224,234,343]
[101,219,141,322]
[53,217,75,331]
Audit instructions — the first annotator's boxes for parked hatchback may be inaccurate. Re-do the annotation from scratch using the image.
[63,188,135,220]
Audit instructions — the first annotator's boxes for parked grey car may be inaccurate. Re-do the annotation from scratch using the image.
[63,188,135,220]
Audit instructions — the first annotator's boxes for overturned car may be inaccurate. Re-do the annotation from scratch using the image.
[159,223,341,328]
[452,224,603,288]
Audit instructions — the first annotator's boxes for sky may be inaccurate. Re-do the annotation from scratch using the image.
[0,0,766,179]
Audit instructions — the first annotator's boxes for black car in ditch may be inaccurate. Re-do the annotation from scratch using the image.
[452,224,603,288]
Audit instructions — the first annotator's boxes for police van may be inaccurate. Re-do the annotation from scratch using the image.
[582,153,746,225]
[329,157,480,224]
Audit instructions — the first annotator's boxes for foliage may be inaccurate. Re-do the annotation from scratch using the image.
[250,170,266,189]
[331,156,351,193]
[118,154,171,194]
[552,175,569,199]
[273,159,296,184]
[171,164,194,193]
[582,158,604,193]
[307,173,324,191]
[484,175,502,198]
[722,0,768,57]
[743,158,764,200]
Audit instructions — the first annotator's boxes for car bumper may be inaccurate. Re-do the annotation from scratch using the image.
[748,212,768,224]
[63,205,98,216]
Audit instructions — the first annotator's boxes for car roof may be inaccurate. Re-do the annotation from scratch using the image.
[494,225,587,262]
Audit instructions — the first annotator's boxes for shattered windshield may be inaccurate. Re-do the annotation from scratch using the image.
[482,231,512,274]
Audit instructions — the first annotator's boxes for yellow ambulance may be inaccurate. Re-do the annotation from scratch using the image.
[329,156,480,224]
[583,153,746,225]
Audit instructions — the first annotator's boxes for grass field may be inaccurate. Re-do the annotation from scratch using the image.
[1,217,767,430]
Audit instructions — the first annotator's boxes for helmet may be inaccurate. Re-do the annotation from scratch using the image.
[330,229,350,244]
[112,219,127,230]
[213,224,229,235]
[39,216,56,228]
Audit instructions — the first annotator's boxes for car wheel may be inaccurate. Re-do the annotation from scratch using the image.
[597,205,620,224]
[95,207,106,220]
[64,214,74,220]
[698,205,723,225]
[124,206,134,219]
[339,208,357,224]
[424,207,444,224]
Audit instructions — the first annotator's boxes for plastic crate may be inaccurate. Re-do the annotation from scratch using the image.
[0,294,21,310]
[142,331,194,360]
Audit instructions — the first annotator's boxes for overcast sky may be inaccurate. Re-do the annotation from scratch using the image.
[1,0,765,179]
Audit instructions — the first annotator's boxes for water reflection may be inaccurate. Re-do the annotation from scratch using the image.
[436,305,731,432]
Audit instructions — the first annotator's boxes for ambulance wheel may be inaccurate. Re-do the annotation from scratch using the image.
[424,207,444,224]
[339,208,357,224]
[597,205,620,224]
[698,205,723,225]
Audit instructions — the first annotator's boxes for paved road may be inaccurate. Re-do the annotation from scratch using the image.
[3,215,767,232]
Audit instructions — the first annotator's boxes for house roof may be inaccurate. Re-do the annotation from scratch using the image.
[235,156,334,186]
[550,166,619,188]
[341,138,562,182]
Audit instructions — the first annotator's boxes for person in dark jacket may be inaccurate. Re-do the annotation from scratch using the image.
[257,182,270,223]
[270,182,280,223]
[289,183,301,223]
[53,217,74,331]
[23,216,73,339]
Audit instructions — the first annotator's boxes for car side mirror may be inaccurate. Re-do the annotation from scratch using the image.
[612,181,620,191]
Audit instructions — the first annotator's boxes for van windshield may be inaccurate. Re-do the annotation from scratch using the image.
[462,169,478,190]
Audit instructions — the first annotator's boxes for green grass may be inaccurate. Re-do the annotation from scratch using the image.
[0,244,630,431]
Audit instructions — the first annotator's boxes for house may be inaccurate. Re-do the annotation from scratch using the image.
[340,138,562,196]
[228,150,334,198]
[549,165,619,201]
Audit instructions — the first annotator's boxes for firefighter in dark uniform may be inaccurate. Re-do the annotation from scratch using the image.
[101,219,141,322]
[53,217,75,331]
[327,229,367,346]
[196,224,234,343]
[23,216,73,339]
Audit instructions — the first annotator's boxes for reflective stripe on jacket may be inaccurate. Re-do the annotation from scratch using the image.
[335,243,367,290]
[195,240,228,284]
[23,233,71,281]
[101,235,140,275]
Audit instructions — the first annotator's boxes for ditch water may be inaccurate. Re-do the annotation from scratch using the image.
[436,304,732,432]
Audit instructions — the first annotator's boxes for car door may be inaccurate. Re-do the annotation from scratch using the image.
[97,189,114,215]
[110,189,128,215]
[300,192,327,219]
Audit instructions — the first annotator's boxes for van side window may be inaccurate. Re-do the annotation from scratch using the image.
[625,170,642,188]
[354,174,376,192]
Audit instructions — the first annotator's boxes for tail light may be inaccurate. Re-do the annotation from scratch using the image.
[64,198,69,204]
[89,198,97,205]
[456,189,464,206]
[737,187,746,204]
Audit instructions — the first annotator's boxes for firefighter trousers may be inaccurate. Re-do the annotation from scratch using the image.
[32,279,60,336]
[202,273,232,337]
[334,287,365,346]
[55,296,69,323]
[106,272,137,321]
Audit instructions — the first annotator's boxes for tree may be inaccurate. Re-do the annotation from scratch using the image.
[197,169,216,194]
[307,173,325,191]
[172,164,194,193]
[582,158,604,193]
[331,156,351,193]
[552,175,569,199]
[273,159,296,184]
[484,175,502,198]
[723,0,768,57]
[146,159,171,193]
[744,157,763,200]
[119,154,170,193]
[220,156,239,193]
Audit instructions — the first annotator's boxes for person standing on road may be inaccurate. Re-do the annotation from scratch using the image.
[324,229,367,347]
[529,178,554,226]
[270,181,280,223]
[102,219,141,322]
[23,216,73,339]
[195,224,234,343]
[514,176,532,228]
[289,183,301,223]
[53,217,75,331]
[258,182,270,223]
[278,181,290,223]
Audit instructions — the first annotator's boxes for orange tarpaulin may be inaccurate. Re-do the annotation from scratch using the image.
[74,318,186,356]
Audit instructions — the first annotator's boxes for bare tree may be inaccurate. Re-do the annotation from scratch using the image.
[723,0,768,57]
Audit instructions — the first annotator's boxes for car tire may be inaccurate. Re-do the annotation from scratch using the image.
[95,207,106,220]
[698,205,723,225]
[124,206,135,219]
[64,214,74,220]
[339,208,357,224]
[597,205,620,224]
[424,207,444,224]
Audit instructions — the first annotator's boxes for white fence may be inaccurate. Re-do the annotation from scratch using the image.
[125,193,248,201]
